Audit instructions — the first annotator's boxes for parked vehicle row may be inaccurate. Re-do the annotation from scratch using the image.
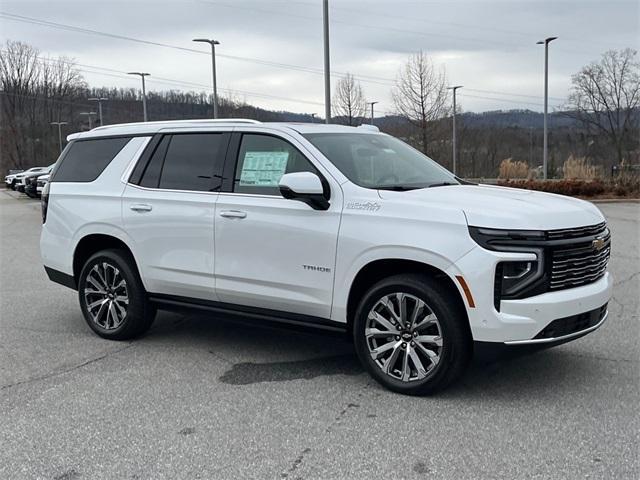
[4,165,53,197]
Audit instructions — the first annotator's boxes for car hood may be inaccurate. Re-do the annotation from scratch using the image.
[378,184,604,230]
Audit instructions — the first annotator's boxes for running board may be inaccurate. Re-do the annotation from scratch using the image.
[148,293,348,335]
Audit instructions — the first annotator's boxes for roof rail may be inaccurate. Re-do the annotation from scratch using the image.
[91,118,261,131]
[186,118,261,124]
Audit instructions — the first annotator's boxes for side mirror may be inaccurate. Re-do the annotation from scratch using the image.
[279,172,330,210]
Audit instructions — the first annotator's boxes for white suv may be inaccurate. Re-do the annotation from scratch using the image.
[40,119,612,394]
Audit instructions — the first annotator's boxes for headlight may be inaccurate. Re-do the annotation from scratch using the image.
[469,226,547,310]
[496,259,542,295]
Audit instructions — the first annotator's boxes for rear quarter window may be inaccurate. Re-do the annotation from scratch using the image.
[51,137,131,182]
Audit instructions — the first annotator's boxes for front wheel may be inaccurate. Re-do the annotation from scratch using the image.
[353,274,471,395]
[78,249,156,340]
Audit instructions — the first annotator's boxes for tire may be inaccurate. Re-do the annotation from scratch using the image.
[353,273,471,395]
[78,249,156,340]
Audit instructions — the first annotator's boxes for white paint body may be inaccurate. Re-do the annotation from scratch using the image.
[41,120,612,343]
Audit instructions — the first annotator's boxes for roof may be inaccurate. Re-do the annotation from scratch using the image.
[66,118,380,140]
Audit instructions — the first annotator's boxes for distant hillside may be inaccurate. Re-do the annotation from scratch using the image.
[373,109,578,130]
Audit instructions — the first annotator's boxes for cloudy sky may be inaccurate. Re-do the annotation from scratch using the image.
[1,0,637,117]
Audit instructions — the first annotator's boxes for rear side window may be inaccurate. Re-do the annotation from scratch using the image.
[52,137,131,182]
[136,133,227,192]
[159,134,225,191]
[139,136,170,188]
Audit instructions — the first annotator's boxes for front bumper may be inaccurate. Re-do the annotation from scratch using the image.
[447,245,613,343]
[504,303,607,345]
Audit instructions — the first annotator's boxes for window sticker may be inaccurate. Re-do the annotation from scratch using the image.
[239,151,289,186]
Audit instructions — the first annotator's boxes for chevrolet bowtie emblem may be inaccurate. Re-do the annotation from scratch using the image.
[592,238,605,251]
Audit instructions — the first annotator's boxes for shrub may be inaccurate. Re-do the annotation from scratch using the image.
[499,158,530,179]
[498,179,607,197]
[609,172,640,196]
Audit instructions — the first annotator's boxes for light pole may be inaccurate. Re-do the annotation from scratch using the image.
[529,126,534,166]
[88,97,108,125]
[537,36,557,180]
[127,72,150,121]
[323,0,331,124]
[79,112,97,130]
[50,121,68,153]
[193,38,220,119]
[368,101,378,125]
[447,85,463,175]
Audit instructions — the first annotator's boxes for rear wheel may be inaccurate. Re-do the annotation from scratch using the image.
[353,274,471,395]
[78,249,156,340]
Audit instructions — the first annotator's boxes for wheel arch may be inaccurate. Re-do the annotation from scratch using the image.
[73,233,141,286]
[345,258,471,338]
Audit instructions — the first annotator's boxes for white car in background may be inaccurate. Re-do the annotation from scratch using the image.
[36,173,51,196]
[5,166,49,190]
[15,165,54,194]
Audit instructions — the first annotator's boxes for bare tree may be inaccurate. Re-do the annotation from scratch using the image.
[0,41,40,169]
[392,51,449,153]
[333,73,366,125]
[565,49,640,165]
[0,40,85,170]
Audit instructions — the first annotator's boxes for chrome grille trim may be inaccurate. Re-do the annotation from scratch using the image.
[549,239,610,290]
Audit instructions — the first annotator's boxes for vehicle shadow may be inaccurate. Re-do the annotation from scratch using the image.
[143,309,620,397]
[145,309,362,384]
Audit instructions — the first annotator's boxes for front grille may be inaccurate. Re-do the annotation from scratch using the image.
[547,222,606,240]
[550,240,610,290]
[534,304,607,339]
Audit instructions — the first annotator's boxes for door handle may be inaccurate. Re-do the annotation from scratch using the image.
[130,203,153,212]
[219,210,247,219]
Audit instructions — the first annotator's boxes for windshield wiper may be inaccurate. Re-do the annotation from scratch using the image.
[426,182,458,188]
[377,185,422,191]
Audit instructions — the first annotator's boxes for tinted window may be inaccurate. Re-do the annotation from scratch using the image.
[139,136,170,188]
[52,137,131,182]
[158,134,225,191]
[234,134,319,195]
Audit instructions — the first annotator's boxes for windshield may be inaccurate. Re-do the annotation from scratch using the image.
[303,132,458,190]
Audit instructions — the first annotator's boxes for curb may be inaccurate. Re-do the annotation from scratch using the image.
[589,199,640,204]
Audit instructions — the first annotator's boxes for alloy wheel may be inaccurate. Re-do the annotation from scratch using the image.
[83,262,129,330]
[365,293,443,382]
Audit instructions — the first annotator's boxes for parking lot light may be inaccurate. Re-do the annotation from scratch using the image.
[50,121,68,153]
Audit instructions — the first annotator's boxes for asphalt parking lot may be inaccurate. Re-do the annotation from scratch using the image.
[0,188,638,480]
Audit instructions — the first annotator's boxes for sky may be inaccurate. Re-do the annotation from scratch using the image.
[0,0,638,117]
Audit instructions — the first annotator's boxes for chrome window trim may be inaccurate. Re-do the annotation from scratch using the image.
[218,191,281,199]
[124,182,219,196]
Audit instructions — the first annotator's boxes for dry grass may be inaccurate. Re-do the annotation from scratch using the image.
[498,158,530,179]
[563,155,600,180]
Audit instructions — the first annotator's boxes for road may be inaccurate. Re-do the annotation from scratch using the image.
[1,189,638,480]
